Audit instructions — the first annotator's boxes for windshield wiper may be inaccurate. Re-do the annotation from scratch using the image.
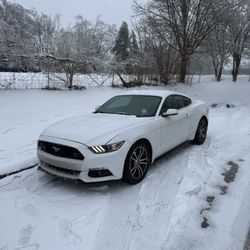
[116,111,137,117]
[94,111,137,117]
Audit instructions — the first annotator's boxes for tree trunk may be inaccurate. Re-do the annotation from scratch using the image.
[179,54,188,83]
[216,65,223,81]
[212,57,223,82]
[213,61,218,80]
[68,72,74,89]
[117,73,128,87]
[232,53,241,82]
[157,65,169,85]
[160,73,169,85]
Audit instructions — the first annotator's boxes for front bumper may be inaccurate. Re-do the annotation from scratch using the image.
[37,135,128,183]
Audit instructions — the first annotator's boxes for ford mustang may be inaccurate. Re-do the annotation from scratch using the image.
[37,90,209,184]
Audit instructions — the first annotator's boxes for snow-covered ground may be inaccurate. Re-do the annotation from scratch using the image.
[0,75,250,250]
[0,87,123,176]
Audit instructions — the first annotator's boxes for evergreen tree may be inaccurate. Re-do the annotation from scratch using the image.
[130,30,139,57]
[111,21,130,61]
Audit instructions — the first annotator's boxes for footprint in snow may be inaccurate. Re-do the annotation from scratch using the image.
[15,196,39,217]
[59,219,82,244]
[18,225,35,246]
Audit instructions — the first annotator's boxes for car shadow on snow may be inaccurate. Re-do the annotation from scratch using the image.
[150,141,193,169]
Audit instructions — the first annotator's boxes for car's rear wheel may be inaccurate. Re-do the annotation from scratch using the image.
[193,117,208,145]
[123,142,151,184]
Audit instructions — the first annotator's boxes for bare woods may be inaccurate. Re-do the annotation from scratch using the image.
[0,0,250,88]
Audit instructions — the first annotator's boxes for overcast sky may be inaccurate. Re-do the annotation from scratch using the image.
[11,0,146,27]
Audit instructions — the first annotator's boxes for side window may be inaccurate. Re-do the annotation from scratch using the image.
[160,95,176,115]
[181,96,192,107]
[174,95,192,109]
[160,95,191,115]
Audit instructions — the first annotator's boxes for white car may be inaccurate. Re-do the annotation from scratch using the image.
[37,90,209,184]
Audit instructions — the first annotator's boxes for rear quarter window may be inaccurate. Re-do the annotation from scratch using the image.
[160,95,192,114]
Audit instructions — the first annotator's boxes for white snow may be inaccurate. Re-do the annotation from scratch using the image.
[0,87,122,175]
[0,75,250,250]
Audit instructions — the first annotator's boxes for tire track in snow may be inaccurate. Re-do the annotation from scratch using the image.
[160,137,214,250]
[160,105,250,250]
[91,108,228,250]
[92,143,194,250]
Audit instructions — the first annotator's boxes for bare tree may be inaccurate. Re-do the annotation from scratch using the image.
[204,24,231,81]
[135,0,226,83]
[227,0,250,82]
[52,16,116,88]
[137,19,178,84]
[47,55,88,89]
[0,0,37,70]
[53,28,85,88]
[32,13,60,56]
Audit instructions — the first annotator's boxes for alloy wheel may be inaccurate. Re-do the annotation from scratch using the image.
[129,145,149,180]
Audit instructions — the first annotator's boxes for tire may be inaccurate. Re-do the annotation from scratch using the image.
[193,117,208,145]
[123,142,151,184]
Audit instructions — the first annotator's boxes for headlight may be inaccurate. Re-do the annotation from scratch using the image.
[89,141,125,154]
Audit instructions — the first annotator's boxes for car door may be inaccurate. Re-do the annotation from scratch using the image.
[159,95,192,154]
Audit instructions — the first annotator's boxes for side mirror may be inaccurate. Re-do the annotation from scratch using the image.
[162,109,178,117]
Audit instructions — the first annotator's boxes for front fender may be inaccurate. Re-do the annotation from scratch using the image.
[107,118,161,162]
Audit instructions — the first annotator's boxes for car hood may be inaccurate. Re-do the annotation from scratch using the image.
[41,113,151,146]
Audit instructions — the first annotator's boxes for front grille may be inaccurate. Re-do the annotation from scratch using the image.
[42,162,81,176]
[38,140,84,160]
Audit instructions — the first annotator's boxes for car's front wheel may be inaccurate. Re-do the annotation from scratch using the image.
[123,142,151,184]
[193,117,208,145]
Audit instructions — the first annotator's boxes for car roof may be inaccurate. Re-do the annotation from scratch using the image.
[121,89,188,99]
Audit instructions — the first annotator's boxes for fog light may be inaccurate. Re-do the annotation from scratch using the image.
[88,169,113,178]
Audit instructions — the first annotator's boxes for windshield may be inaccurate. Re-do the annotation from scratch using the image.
[95,95,162,117]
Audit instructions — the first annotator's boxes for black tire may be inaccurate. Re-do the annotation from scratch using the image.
[193,117,208,145]
[123,142,151,184]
